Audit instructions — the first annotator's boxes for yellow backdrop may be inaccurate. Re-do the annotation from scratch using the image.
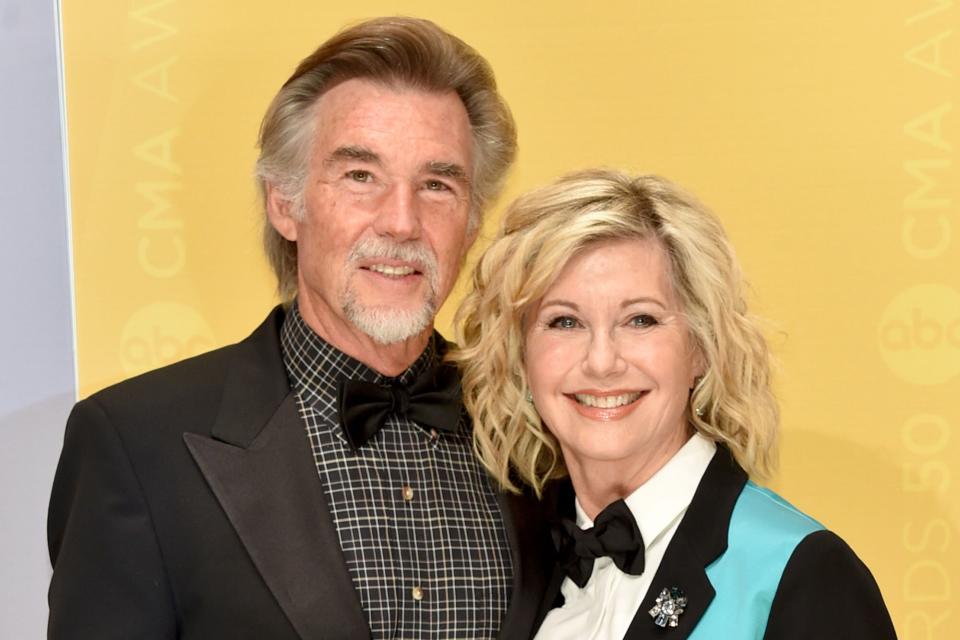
[63,1,958,635]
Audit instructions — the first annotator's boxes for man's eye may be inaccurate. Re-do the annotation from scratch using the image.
[630,314,658,328]
[346,170,373,183]
[425,179,451,192]
[547,316,581,330]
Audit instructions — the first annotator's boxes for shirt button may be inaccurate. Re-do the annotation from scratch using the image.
[411,586,424,601]
[402,485,414,501]
[429,428,439,442]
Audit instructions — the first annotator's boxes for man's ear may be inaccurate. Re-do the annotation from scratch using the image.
[466,223,480,248]
[266,184,299,242]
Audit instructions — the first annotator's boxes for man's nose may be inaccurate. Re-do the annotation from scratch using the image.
[582,330,627,378]
[372,183,421,241]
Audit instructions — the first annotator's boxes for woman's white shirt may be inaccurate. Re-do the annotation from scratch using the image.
[534,433,717,640]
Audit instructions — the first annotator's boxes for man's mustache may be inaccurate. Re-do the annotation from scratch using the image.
[347,238,439,285]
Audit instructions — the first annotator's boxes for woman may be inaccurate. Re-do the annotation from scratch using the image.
[452,170,896,639]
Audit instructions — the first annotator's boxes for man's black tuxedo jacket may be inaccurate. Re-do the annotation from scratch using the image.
[48,307,554,639]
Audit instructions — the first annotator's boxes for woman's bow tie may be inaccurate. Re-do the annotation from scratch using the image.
[552,498,646,588]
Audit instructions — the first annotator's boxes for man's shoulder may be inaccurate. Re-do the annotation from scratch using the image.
[90,340,238,410]
[81,306,287,432]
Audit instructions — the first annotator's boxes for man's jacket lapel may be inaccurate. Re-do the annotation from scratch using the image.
[496,489,556,640]
[184,308,370,640]
[533,479,576,631]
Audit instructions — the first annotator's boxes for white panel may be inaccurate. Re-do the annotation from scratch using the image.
[0,0,76,637]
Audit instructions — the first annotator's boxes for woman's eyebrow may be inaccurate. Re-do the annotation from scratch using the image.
[539,299,579,311]
[622,297,667,310]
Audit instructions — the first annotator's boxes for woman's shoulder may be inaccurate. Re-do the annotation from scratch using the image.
[714,483,897,638]
[761,515,898,638]
[731,482,825,540]
[708,482,825,579]
[730,484,882,597]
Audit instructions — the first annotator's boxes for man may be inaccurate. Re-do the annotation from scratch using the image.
[48,17,552,639]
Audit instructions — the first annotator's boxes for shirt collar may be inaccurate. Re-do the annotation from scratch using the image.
[575,432,717,549]
[279,301,439,413]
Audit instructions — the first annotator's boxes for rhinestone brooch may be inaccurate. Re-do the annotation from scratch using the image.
[649,587,687,628]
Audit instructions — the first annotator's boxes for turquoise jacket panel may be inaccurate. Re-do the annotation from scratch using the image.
[690,482,824,639]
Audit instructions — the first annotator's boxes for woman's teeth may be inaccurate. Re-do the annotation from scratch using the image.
[573,392,641,408]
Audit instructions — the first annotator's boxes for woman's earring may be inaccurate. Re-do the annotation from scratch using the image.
[525,390,534,403]
[692,376,705,417]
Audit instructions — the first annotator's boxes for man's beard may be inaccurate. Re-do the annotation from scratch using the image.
[341,238,441,345]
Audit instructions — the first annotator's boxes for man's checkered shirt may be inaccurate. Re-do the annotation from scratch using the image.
[280,306,513,639]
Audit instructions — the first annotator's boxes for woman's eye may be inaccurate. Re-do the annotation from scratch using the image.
[629,314,658,328]
[547,316,581,330]
[346,169,373,183]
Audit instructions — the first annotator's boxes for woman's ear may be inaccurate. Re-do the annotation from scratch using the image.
[690,347,707,389]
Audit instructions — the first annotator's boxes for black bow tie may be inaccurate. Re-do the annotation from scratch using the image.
[336,362,462,450]
[552,498,645,588]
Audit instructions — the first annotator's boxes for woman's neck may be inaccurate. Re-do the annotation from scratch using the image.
[566,431,692,521]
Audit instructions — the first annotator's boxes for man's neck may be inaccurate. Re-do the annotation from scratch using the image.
[295,296,431,377]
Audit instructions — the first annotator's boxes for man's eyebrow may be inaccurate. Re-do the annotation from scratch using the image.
[326,145,381,165]
[425,161,469,182]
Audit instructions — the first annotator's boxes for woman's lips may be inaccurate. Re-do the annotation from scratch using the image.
[563,390,647,421]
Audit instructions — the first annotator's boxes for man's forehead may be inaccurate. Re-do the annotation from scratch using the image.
[309,79,473,170]
[313,78,466,122]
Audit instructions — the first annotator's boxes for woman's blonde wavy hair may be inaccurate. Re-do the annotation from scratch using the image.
[451,169,779,496]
